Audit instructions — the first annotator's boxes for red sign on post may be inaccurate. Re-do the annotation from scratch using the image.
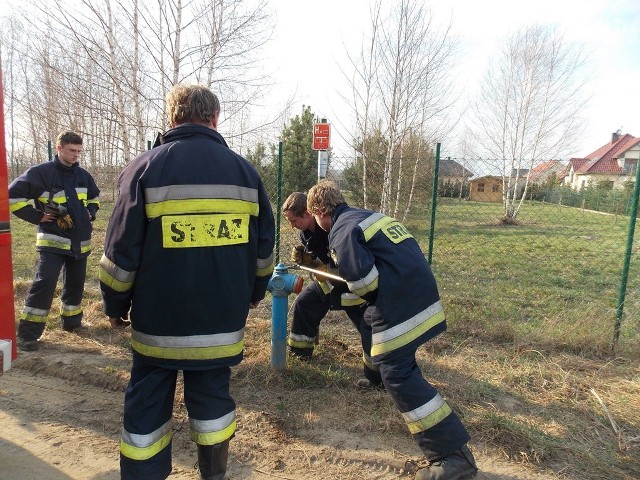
[313,123,331,150]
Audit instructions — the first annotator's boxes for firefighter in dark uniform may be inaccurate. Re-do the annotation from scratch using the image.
[307,180,478,480]
[9,131,100,351]
[100,84,275,480]
[282,192,382,387]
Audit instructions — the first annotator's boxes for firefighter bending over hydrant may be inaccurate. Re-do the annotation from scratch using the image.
[306,180,478,480]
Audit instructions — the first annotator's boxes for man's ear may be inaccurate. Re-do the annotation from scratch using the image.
[211,111,220,130]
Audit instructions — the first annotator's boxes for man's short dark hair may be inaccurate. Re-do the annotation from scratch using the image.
[56,131,83,147]
[282,192,308,216]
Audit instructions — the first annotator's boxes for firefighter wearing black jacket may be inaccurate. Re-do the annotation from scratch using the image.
[100,84,275,480]
[9,131,100,352]
[307,180,478,480]
[282,192,379,383]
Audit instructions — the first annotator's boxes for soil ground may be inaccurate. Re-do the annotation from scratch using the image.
[0,317,562,480]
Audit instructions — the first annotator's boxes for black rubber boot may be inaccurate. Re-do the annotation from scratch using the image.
[287,346,313,361]
[197,440,229,480]
[414,445,478,480]
[18,338,40,351]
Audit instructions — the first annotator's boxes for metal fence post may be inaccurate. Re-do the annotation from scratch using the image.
[613,163,640,350]
[427,143,441,264]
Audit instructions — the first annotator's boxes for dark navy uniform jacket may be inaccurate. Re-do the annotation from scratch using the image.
[328,203,446,357]
[299,219,331,264]
[9,156,100,259]
[99,124,275,369]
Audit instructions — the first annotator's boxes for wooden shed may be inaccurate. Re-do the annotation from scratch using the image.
[469,175,503,202]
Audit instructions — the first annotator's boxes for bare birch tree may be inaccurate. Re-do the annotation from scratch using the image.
[343,0,457,216]
[2,0,274,176]
[342,1,382,210]
[471,25,588,221]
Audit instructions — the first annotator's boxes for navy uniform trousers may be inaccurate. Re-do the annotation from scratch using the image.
[120,354,235,480]
[364,306,470,461]
[290,280,379,378]
[18,251,86,341]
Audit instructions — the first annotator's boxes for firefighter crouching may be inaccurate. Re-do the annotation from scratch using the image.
[282,192,380,388]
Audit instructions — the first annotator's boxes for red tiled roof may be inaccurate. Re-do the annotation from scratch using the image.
[529,159,561,182]
[575,134,640,174]
[556,162,571,178]
[568,158,590,173]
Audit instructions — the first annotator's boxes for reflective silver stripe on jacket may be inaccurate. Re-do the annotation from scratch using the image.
[358,212,386,233]
[131,328,245,348]
[372,301,443,345]
[36,232,72,246]
[145,184,258,203]
[257,252,275,269]
[100,255,137,283]
[347,265,379,293]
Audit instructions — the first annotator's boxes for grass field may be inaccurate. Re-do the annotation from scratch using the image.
[9,199,640,479]
[414,198,640,356]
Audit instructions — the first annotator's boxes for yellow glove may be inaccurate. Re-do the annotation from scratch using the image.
[313,264,339,283]
[44,200,74,230]
[291,245,320,267]
[56,213,74,230]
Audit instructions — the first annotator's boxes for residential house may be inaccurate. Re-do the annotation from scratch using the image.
[438,159,474,197]
[562,131,640,190]
[439,159,474,184]
[469,175,502,202]
[529,160,565,185]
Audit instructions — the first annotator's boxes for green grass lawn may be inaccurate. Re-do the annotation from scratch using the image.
[408,198,640,356]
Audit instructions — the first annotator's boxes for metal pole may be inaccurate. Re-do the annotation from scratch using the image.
[317,118,328,180]
[275,141,283,265]
[47,140,52,161]
[427,143,441,264]
[613,162,640,350]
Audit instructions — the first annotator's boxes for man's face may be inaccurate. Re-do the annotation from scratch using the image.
[284,210,315,231]
[57,143,83,166]
[313,213,332,232]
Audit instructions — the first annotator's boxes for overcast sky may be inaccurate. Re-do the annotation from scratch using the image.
[267,0,640,158]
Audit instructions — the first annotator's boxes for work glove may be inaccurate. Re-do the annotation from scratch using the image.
[44,200,74,230]
[56,213,74,230]
[313,263,340,283]
[291,245,320,267]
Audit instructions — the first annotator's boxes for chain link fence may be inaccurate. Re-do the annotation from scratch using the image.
[9,143,639,353]
[266,148,639,354]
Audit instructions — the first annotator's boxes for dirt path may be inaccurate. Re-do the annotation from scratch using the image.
[0,344,560,480]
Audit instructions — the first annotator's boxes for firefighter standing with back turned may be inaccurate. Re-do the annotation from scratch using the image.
[99,84,275,480]
[307,180,478,480]
[9,131,100,351]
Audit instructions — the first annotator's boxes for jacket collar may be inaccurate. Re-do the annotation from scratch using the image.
[332,203,349,223]
[53,155,78,172]
[159,123,229,148]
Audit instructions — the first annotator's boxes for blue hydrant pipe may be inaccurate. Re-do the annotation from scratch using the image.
[267,263,303,370]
